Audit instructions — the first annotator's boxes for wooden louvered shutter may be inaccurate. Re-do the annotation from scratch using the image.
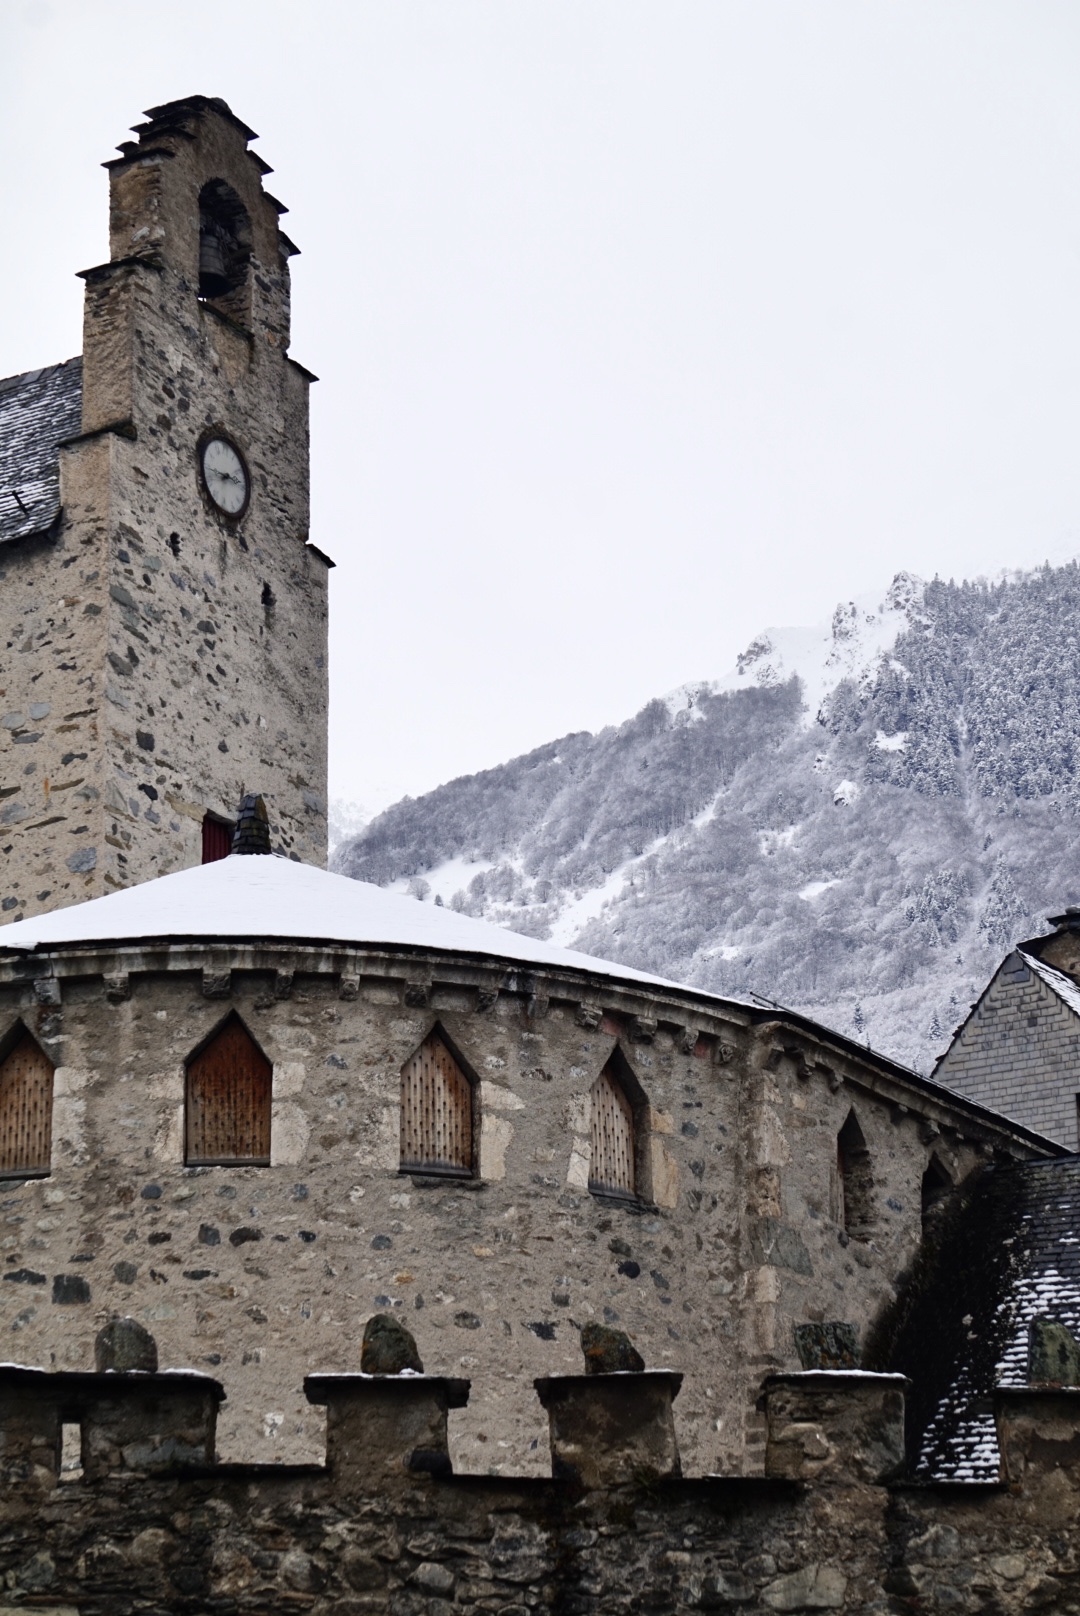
[0,1033,53,1178]
[186,1017,272,1166]
[400,1033,473,1175]
[589,1063,636,1198]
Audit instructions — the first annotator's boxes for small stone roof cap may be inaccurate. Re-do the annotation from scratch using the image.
[0,359,82,544]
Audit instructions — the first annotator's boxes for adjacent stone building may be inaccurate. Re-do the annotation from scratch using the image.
[934,911,1080,1149]
[0,96,329,926]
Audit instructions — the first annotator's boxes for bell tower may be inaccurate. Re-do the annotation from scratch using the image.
[0,97,330,923]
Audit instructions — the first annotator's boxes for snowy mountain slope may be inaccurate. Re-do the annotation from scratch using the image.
[668,570,927,725]
[333,561,1080,1074]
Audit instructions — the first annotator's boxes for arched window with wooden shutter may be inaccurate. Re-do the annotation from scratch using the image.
[400,1029,475,1177]
[185,1014,272,1167]
[0,1026,54,1179]
[590,1058,638,1200]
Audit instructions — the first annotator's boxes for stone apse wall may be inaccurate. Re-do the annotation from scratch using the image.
[0,1355,1076,1615]
[0,98,328,927]
[0,935,1042,1474]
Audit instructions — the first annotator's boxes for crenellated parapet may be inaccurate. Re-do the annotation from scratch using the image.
[1,1329,1079,1613]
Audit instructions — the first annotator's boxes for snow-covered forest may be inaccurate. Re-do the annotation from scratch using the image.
[333,561,1080,1074]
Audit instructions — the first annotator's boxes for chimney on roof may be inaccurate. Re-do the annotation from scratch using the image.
[231,794,272,855]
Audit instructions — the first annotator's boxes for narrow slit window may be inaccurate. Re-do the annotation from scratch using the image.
[400,1031,474,1177]
[836,1110,874,1239]
[921,1155,953,1233]
[0,1030,54,1179]
[186,1015,272,1167]
[590,1061,636,1200]
[60,1423,83,1481]
[202,813,234,864]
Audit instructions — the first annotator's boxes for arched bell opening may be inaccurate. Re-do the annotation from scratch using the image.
[198,179,252,320]
[921,1153,955,1236]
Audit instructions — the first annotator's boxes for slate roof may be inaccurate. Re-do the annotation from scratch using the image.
[0,358,82,544]
[877,1156,1080,1481]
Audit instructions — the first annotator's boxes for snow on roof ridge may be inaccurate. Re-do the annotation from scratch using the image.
[1022,950,1080,1020]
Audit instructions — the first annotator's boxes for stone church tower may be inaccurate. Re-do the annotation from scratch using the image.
[0,97,329,924]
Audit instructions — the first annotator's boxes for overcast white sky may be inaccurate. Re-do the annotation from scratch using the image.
[3,2,1080,813]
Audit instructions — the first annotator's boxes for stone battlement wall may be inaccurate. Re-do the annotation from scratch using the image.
[0,1363,1075,1615]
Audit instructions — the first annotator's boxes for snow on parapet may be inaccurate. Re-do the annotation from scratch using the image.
[704,572,926,727]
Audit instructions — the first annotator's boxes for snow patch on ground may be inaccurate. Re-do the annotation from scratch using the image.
[548,863,634,947]
[388,854,496,905]
[662,683,712,722]
[833,780,859,807]
[799,880,840,901]
[759,825,799,856]
[873,729,908,753]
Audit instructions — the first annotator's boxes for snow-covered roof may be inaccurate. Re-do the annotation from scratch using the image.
[1023,950,1080,1020]
[0,854,708,999]
[0,359,82,544]
[890,1157,1080,1483]
[2,860,1066,1155]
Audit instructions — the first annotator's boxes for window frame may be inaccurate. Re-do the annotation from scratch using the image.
[399,1024,478,1180]
[588,1047,649,1206]
[835,1108,875,1240]
[0,1021,54,1182]
[184,1011,273,1169]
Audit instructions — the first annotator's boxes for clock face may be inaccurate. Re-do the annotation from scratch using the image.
[200,436,249,517]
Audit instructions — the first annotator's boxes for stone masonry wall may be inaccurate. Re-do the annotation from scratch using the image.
[0,938,1032,1476]
[2,1368,1080,1614]
[0,99,328,926]
[934,952,1080,1148]
[0,471,111,918]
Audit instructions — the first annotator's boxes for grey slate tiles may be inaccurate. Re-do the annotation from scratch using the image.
[0,358,82,545]
[880,1156,1080,1481]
